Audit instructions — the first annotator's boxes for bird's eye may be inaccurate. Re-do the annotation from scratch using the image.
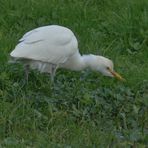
[106,67,110,70]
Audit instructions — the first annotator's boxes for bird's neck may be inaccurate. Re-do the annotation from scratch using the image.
[82,54,98,70]
[61,52,98,71]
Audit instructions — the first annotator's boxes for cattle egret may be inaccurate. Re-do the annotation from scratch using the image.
[10,25,124,82]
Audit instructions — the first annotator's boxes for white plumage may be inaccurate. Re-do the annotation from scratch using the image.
[10,25,124,82]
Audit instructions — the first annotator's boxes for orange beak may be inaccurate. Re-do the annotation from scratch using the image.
[108,68,125,81]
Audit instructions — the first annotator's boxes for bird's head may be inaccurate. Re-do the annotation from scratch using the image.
[91,55,125,81]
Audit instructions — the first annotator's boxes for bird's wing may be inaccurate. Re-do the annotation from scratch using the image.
[19,28,43,43]
[10,25,78,64]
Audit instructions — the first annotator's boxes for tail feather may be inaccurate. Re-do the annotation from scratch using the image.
[8,57,20,64]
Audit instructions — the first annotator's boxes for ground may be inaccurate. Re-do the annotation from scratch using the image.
[0,0,148,147]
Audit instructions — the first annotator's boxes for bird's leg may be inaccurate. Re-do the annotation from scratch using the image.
[50,65,56,83]
[24,64,30,83]
[50,64,58,86]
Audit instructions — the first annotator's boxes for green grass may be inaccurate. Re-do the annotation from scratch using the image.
[0,0,148,147]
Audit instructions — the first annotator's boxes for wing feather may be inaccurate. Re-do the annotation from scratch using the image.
[10,25,78,65]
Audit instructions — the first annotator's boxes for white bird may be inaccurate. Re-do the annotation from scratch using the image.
[10,25,124,82]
